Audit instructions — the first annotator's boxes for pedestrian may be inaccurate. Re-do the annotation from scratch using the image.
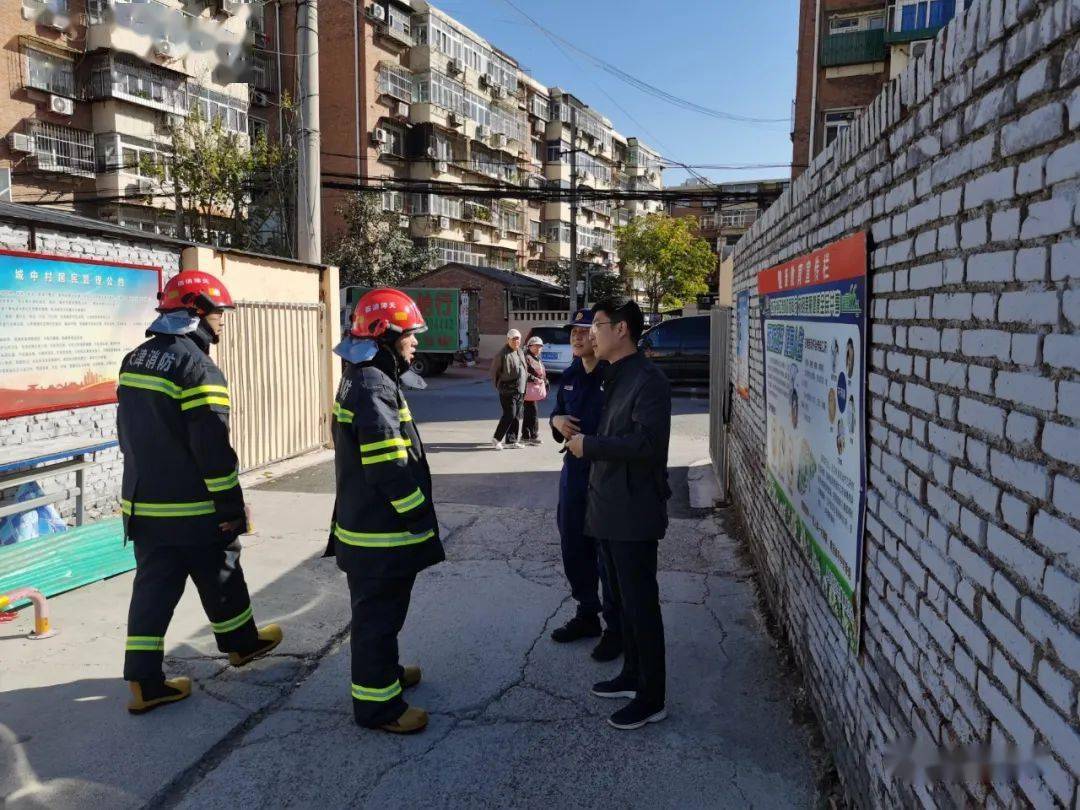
[566,296,672,731]
[489,328,527,450]
[522,335,548,446]
[549,309,622,661]
[328,288,445,735]
[117,271,282,715]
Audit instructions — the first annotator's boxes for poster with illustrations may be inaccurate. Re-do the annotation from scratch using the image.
[735,290,750,400]
[0,251,160,419]
[758,232,868,652]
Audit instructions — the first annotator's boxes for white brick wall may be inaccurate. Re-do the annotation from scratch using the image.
[0,223,181,525]
[727,1,1079,805]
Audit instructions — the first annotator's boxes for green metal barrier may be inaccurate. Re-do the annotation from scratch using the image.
[0,519,133,609]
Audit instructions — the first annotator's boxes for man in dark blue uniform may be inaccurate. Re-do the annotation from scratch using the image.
[549,309,622,661]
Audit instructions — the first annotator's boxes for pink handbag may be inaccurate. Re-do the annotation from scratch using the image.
[525,378,548,402]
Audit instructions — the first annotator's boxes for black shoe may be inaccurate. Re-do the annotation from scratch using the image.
[590,674,637,699]
[591,631,623,662]
[608,699,667,730]
[550,616,602,643]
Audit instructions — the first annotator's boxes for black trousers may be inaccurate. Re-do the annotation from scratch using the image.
[347,573,416,727]
[599,539,665,707]
[522,401,540,441]
[494,392,523,443]
[560,526,620,632]
[124,539,260,681]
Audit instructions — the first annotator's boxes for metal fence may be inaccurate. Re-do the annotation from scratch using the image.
[216,301,328,472]
[709,306,733,499]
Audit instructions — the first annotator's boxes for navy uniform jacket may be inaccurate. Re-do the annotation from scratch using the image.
[550,357,607,538]
[117,322,245,547]
[327,345,445,578]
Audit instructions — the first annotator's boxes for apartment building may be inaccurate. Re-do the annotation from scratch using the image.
[668,177,789,302]
[791,0,966,178]
[275,0,661,280]
[3,0,254,235]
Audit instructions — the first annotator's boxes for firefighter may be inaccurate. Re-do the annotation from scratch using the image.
[118,270,282,714]
[328,288,445,734]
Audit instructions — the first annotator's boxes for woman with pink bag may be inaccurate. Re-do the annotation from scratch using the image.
[522,336,549,446]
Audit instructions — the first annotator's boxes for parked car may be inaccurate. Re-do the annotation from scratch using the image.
[526,325,574,374]
[638,315,711,383]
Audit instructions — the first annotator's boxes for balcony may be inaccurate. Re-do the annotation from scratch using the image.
[820,29,886,67]
[883,26,944,44]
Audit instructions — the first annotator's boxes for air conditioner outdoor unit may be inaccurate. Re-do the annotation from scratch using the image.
[474,124,488,140]
[533,119,545,134]
[464,229,476,241]
[137,178,154,193]
[249,90,270,106]
[478,74,490,88]
[8,133,34,153]
[447,112,462,128]
[43,10,70,30]
[366,3,386,20]
[426,145,439,158]
[435,160,448,173]
[910,40,930,59]
[48,95,74,116]
[447,58,464,75]
[492,87,506,100]
[398,215,410,228]
[393,101,410,118]
[371,127,388,144]
[438,216,451,230]
[491,133,506,148]
[218,0,243,16]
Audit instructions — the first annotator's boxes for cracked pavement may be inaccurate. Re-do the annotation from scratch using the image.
[0,369,818,809]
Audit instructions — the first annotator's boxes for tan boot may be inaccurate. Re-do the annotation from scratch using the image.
[379,706,428,734]
[127,677,192,714]
[229,624,283,667]
[401,665,422,689]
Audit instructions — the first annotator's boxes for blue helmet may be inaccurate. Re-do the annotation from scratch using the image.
[565,308,594,328]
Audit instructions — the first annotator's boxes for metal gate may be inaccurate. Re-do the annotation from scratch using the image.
[709,306,732,499]
[216,301,328,472]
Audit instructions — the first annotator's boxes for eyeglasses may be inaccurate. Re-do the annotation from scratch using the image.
[590,319,614,331]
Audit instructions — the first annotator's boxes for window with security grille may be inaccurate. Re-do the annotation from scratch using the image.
[24,47,75,97]
[30,122,95,177]
[377,64,415,103]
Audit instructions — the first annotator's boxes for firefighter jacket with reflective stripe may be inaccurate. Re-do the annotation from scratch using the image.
[117,323,245,546]
[327,345,445,578]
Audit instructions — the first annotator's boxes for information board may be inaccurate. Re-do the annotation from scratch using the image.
[0,251,161,419]
[735,290,750,400]
[758,232,868,651]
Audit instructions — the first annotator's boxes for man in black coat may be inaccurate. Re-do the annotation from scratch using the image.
[566,296,671,730]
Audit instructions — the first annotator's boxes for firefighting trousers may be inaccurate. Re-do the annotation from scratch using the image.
[347,573,416,727]
[124,539,260,681]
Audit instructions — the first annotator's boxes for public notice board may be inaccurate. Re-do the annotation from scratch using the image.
[0,251,161,419]
[758,232,868,651]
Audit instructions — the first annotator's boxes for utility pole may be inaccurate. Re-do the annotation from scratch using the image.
[568,105,578,312]
[297,0,321,264]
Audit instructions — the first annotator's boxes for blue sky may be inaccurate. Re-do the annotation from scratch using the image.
[433,0,800,186]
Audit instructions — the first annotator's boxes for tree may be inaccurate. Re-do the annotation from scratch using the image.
[329,191,438,288]
[551,260,628,306]
[151,107,297,256]
[616,213,715,314]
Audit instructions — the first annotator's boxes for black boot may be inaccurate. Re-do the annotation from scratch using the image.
[550,615,602,643]
[591,631,623,662]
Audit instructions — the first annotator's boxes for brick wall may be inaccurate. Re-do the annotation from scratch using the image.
[410,265,509,335]
[729,1,1078,806]
[0,221,181,524]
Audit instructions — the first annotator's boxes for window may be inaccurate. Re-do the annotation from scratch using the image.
[30,121,94,177]
[88,54,189,115]
[532,138,543,162]
[529,220,541,240]
[387,6,411,39]
[249,116,268,143]
[829,11,886,32]
[25,47,75,97]
[410,194,463,219]
[379,122,406,157]
[823,109,856,146]
[426,238,484,267]
[896,0,955,30]
[96,133,171,180]
[377,63,414,102]
[381,190,405,212]
[529,327,570,346]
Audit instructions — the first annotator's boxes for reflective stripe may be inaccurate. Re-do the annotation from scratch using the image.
[125,635,165,652]
[333,403,354,424]
[121,498,216,517]
[390,488,426,515]
[399,407,413,422]
[211,605,253,634]
[334,524,435,548]
[118,372,181,398]
[351,680,403,702]
[180,395,231,411]
[204,469,240,493]
[361,449,409,466]
[182,384,229,399]
[360,436,410,453]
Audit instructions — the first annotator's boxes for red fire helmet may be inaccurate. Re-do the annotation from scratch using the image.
[158,271,235,314]
[350,288,427,339]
